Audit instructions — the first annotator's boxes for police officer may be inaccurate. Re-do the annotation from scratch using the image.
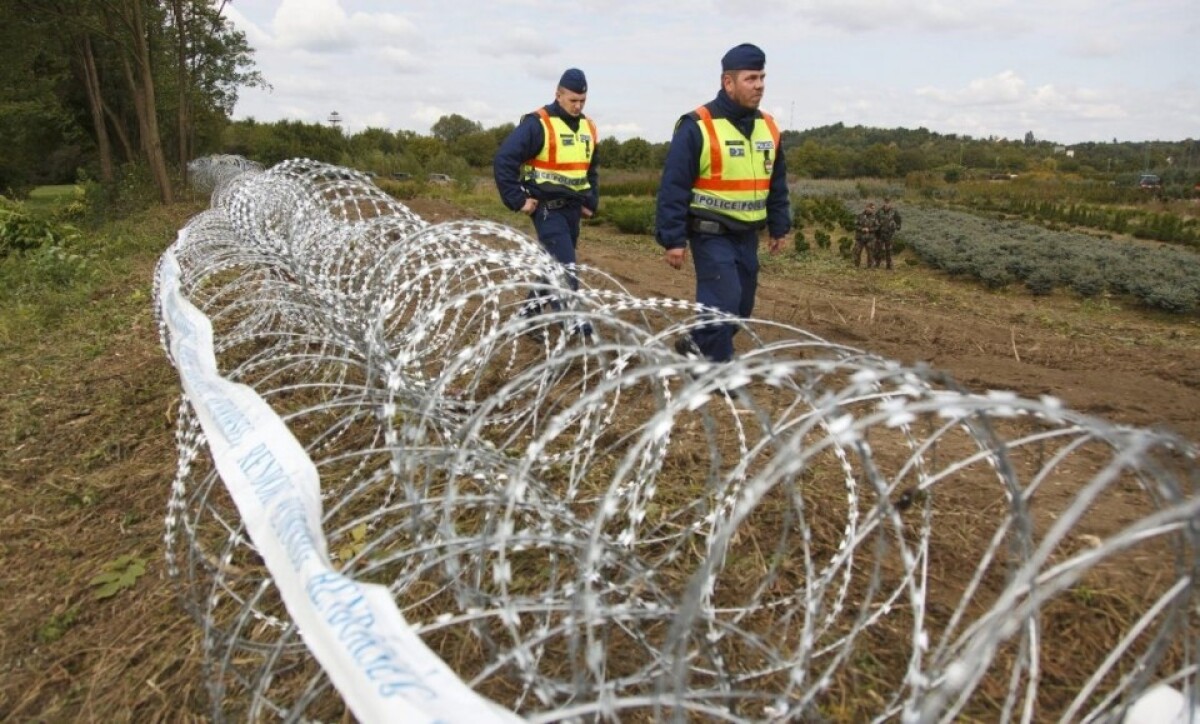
[853,201,879,268]
[875,197,902,270]
[493,68,600,339]
[655,43,790,363]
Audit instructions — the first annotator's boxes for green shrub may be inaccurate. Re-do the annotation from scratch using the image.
[599,197,656,235]
[793,196,855,231]
[1070,269,1106,298]
[791,233,810,256]
[0,206,77,256]
[814,229,832,249]
[376,178,424,200]
[0,205,91,309]
[78,163,160,222]
[1142,284,1197,314]
[600,178,658,196]
[1025,269,1056,295]
[22,244,93,289]
[977,262,1013,289]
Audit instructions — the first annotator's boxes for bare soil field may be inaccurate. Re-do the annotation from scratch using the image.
[1,196,1196,720]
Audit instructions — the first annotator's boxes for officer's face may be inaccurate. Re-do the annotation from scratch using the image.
[723,70,765,110]
[555,88,587,117]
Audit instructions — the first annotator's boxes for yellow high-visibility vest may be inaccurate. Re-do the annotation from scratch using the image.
[690,105,781,225]
[521,108,597,192]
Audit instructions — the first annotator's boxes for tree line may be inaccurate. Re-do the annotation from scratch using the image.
[223,117,1199,190]
[2,1,1196,201]
[0,0,260,200]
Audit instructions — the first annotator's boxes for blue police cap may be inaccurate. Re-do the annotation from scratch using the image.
[721,43,766,72]
[559,68,588,93]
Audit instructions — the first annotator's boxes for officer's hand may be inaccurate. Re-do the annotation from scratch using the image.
[664,247,687,269]
[521,197,538,215]
[581,207,594,219]
[768,236,786,255]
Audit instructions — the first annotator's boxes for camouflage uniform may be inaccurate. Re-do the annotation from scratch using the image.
[853,204,879,268]
[874,201,902,270]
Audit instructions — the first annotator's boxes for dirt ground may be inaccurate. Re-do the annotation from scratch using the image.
[0,196,1196,721]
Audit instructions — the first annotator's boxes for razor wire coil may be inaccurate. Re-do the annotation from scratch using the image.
[157,156,1200,723]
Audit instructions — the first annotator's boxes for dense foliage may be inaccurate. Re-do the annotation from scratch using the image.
[901,206,1200,313]
[783,123,1200,186]
[209,118,1199,195]
[0,0,262,200]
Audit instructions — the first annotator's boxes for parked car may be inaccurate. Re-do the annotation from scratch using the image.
[428,173,452,184]
[1138,173,1163,189]
[390,171,412,180]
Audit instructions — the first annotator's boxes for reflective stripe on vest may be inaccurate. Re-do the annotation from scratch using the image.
[521,108,596,190]
[690,105,780,223]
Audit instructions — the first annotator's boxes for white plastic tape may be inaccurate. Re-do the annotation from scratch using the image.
[158,231,521,724]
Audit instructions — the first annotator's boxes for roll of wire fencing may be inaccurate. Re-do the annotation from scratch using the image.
[155,156,1200,723]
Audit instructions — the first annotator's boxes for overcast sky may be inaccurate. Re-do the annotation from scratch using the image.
[224,0,1198,145]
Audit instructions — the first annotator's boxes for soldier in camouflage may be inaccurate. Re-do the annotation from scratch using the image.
[853,201,879,268]
[873,197,902,270]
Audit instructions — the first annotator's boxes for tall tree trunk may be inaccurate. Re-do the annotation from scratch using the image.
[116,0,173,203]
[171,0,189,187]
[77,35,115,183]
[102,99,136,162]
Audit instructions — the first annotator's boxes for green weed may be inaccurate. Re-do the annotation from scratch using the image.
[89,554,148,600]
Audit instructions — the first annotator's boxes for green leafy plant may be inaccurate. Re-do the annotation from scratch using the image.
[0,206,74,255]
[791,233,811,256]
[37,607,80,643]
[600,198,656,235]
[89,554,147,600]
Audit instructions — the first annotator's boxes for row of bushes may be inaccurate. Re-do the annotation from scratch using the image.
[590,194,865,241]
[902,206,1200,313]
[589,193,906,267]
[962,196,1199,246]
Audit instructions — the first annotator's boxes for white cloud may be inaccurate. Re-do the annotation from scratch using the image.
[360,111,391,129]
[258,72,338,100]
[374,47,421,72]
[772,0,1026,34]
[225,1,1200,145]
[479,26,560,58]
[275,104,317,122]
[221,4,275,51]
[917,71,1026,106]
[1071,34,1122,58]
[598,121,644,140]
[272,0,354,52]
[347,12,418,42]
[410,103,451,129]
[1027,85,1127,121]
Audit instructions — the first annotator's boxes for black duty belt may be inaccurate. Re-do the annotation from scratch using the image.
[690,218,729,235]
[543,198,572,210]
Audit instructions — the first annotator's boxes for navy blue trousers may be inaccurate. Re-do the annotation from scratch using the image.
[688,229,759,362]
[532,204,582,288]
[524,206,587,332]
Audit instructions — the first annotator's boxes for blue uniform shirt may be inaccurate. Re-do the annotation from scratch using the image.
[655,90,791,249]
[493,101,600,213]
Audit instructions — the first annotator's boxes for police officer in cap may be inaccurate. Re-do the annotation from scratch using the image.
[494,68,600,340]
[655,43,790,362]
